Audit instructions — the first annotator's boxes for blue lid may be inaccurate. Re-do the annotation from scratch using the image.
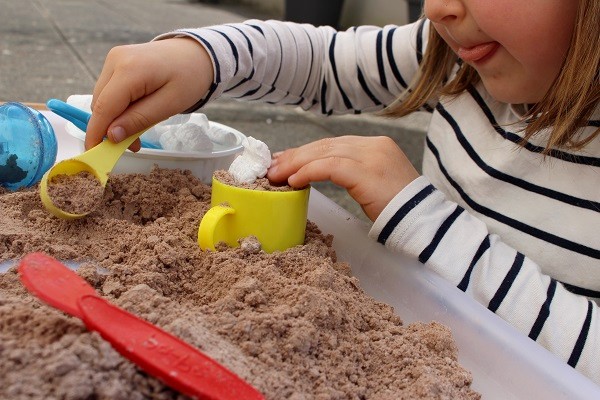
[0,102,58,190]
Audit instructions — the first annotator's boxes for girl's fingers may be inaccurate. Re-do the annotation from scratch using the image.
[268,136,368,182]
[90,52,116,111]
[268,135,420,220]
[85,71,147,149]
[287,156,362,189]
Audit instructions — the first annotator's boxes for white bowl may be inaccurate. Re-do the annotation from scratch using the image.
[65,114,245,184]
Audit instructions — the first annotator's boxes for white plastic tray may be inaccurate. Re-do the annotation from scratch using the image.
[34,111,600,398]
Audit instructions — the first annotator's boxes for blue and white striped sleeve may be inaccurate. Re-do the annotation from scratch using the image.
[155,19,429,115]
[369,176,600,383]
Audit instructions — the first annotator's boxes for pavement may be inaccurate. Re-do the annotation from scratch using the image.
[0,0,429,222]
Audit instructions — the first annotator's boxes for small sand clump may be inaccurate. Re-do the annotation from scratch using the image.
[47,171,105,214]
[0,167,479,399]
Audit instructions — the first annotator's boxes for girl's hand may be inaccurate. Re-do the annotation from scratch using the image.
[267,136,420,221]
[85,38,214,151]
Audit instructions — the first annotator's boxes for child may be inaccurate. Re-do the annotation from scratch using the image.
[85,0,600,384]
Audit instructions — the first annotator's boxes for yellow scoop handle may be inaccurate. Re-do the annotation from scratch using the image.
[40,130,145,219]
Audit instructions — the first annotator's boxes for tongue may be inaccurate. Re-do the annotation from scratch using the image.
[457,42,498,62]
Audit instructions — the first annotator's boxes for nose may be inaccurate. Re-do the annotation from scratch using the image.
[424,0,466,24]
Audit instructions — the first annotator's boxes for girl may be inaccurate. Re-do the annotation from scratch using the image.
[85,0,600,384]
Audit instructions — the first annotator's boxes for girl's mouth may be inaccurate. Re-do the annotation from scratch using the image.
[457,42,499,63]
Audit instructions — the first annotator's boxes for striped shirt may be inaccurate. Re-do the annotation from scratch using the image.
[157,19,600,383]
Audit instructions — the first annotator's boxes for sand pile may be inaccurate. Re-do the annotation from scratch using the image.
[0,168,479,399]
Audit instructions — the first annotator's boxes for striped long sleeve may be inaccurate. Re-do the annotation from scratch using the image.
[156,19,429,114]
[157,20,600,384]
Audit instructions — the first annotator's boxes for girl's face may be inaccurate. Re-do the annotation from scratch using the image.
[424,0,578,104]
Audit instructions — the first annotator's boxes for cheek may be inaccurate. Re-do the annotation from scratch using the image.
[504,29,570,89]
[485,4,575,78]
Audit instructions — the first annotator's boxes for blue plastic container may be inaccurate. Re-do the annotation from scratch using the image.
[0,102,57,190]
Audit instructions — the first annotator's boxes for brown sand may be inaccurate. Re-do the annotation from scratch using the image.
[0,167,480,400]
[214,169,297,192]
[47,171,105,214]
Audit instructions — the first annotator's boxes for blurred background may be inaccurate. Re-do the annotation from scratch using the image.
[210,0,423,28]
[0,0,428,222]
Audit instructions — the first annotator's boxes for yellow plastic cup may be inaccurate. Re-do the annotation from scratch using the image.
[198,177,310,253]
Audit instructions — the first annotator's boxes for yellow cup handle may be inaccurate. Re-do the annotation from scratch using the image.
[198,205,235,251]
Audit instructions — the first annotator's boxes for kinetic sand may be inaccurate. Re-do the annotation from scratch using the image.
[0,168,479,399]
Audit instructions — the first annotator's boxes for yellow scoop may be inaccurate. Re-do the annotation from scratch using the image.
[40,131,145,219]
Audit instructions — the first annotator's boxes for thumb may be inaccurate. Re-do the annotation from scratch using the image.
[87,89,192,151]
[105,106,157,152]
[106,124,142,152]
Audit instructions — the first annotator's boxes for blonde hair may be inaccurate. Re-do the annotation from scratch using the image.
[384,0,600,153]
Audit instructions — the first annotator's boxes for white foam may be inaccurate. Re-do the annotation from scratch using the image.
[228,136,271,183]
[159,122,213,152]
[142,114,197,148]
[207,125,238,146]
